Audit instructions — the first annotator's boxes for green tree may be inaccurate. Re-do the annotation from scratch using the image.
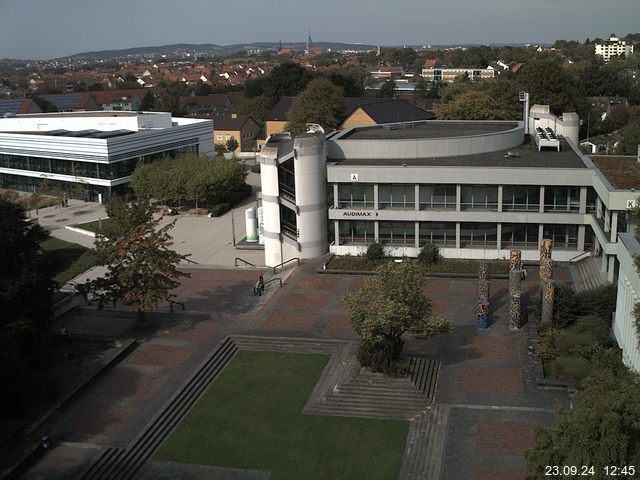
[285,77,346,136]
[87,199,190,324]
[436,90,511,120]
[617,122,640,155]
[342,262,451,373]
[226,136,239,152]
[377,79,396,98]
[140,90,156,110]
[0,199,55,413]
[236,95,275,127]
[516,58,575,113]
[525,370,640,480]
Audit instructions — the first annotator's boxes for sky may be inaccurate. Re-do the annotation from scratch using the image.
[0,0,639,60]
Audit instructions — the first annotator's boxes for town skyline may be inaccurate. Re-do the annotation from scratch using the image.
[1,0,639,60]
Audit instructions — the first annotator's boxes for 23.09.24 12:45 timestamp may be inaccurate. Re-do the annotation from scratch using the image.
[545,465,636,477]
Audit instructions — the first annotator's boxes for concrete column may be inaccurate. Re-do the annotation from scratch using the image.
[415,222,420,249]
[456,222,461,249]
[538,224,544,247]
[374,184,379,210]
[496,223,502,250]
[334,220,339,246]
[601,253,608,273]
[579,187,587,215]
[333,184,338,208]
[374,221,379,242]
[578,225,586,251]
[608,255,616,282]
[456,184,461,212]
[611,211,618,240]
[497,185,503,213]
[604,208,610,232]
[539,186,545,213]
[415,184,420,211]
[596,197,602,219]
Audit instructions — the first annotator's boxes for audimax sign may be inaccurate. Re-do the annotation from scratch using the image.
[342,211,379,217]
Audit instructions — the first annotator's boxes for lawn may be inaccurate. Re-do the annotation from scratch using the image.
[74,218,112,233]
[155,351,409,480]
[41,237,99,284]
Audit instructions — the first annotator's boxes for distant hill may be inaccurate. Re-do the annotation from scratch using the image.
[63,42,380,60]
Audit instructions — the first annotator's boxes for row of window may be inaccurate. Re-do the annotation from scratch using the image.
[336,221,585,250]
[335,184,595,213]
[0,146,198,181]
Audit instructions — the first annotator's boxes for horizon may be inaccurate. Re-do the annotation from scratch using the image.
[1,0,639,60]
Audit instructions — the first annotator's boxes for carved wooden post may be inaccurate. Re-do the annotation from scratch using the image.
[509,291,522,329]
[476,301,489,329]
[541,279,555,323]
[509,249,522,271]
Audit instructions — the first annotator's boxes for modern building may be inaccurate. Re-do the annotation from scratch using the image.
[258,107,640,371]
[595,35,634,62]
[421,66,495,82]
[0,111,213,202]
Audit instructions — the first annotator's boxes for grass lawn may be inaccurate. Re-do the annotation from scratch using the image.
[327,255,510,274]
[155,351,409,480]
[41,237,99,284]
[74,218,112,233]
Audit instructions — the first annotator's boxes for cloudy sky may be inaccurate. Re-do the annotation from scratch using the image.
[0,0,639,59]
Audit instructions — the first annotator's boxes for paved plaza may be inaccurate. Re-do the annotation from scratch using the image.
[13,257,569,480]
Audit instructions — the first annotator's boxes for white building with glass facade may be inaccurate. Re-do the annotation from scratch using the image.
[595,35,634,62]
[0,111,214,202]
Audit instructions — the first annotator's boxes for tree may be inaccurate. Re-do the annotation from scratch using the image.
[236,95,275,127]
[377,79,396,98]
[436,90,511,120]
[285,77,346,136]
[87,198,190,324]
[516,58,575,113]
[140,90,156,110]
[342,262,451,373]
[226,136,239,152]
[617,122,640,155]
[0,199,55,413]
[526,369,640,480]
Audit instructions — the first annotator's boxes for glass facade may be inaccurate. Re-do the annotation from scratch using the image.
[502,185,540,211]
[501,223,539,247]
[543,224,579,249]
[378,221,415,245]
[460,185,498,210]
[278,158,295,201]
[339,221,374,245]
[378,184,415,209]
[419,185,456,209]
[419,222,456,246]
[544,186,580,212]
[460,223,497,247]
[338,184,374,208]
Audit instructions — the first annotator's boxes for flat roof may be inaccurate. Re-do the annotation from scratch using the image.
[330,137,588,169]
[592,156,640,190]
[340,121,519,140]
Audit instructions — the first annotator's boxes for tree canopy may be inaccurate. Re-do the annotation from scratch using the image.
[87,198,189,323]
[342,262,450,373]
[285,77,346,136]
[436,90,513,120]
[0,198,56,413]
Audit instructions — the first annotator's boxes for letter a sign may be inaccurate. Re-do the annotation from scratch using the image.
[350,173,359,182]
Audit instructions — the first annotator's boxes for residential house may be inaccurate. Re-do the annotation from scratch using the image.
[214,114,261,152]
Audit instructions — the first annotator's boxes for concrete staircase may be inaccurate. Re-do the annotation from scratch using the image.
[75,337,238,480]
[571,255,607,292]
[399,404,451,480]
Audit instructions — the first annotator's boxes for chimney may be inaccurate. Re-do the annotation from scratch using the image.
[231,113,237,119]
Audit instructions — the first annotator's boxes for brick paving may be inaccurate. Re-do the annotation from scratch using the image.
[23,260,570,480]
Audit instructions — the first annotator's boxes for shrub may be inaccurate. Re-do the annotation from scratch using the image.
[555,331,600,357]
[571,315,612,346]
[417,244,439,265]
[548,356,592,386]
[366,242,384,261]
[536,323,559,362]
[576,284,616,321]
[210,203,230,217]
[553,283,580,327]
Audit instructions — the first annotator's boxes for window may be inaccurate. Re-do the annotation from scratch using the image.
[460,185,498,210]
[280,205,297,240]
[502,185,540,211]
[337,184,374,208]
[544,187,580,212]
[338,221,374,245]
[501,223,538,247]
[378,221,415,245]
[216,134,222,140]
[586,187,597,213]
[419,185,456,209]
[419,222,456,246]
[225,134,232,140]
[543,224,579,249]
[378,184,415,209]
[460,223,497,248]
